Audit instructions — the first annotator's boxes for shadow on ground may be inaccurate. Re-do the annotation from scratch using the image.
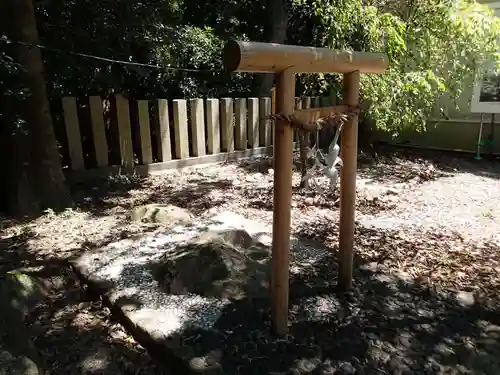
[0,229,45,274]
[63,144,500,222]
[161,243,500,375]
[73,215,500,375]
[0,231,174,375]
[358,144,500,183]
[69,174,150,213]
[1,145,497,374]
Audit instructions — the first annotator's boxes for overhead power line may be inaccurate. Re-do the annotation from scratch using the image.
[2,36,221,74]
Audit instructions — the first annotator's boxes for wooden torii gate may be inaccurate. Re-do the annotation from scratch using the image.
[223,40,388,335]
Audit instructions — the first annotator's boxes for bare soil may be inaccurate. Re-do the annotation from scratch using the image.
[1,147,500,374]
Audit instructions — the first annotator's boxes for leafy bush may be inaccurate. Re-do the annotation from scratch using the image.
[296,0,500,133]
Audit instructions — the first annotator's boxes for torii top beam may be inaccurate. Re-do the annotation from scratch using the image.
[223,40,389,74]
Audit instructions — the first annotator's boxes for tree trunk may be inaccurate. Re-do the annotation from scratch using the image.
[252,0,288,97]
[10,0,72,213]
[1,125,40,216]
[0,0,39,216]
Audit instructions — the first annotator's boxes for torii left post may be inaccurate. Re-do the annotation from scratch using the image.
[223,40,388,336]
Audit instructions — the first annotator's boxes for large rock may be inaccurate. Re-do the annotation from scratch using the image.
[1,271,49,315]
[151,229,271,300]
[130,204,192,225]
[0,271,47,375]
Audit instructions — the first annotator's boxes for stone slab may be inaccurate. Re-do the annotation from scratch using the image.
[71,212,339,373]
[71,213,271,372]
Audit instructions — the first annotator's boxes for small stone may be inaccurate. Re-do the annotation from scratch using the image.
[130,204,192,225]
[189,356,221,371]
[378,274,395,283]
[359,262,379,272]
[320,367,336,375]
[310,357,322,367]
[388,356,410,375]
[322,359,333,367]
[416,308,434,318]
[424,358,442,372]
[417,323,433,332]
[296,359,317,373]
[189,357,205,370]
[456,291,475,307]
[109,328,128,341]
[204,355,219,366]
[338,361,356,374]
[304,197,314,205]
[395,270,411,281]
[397,332,412,348]
[435,342,454,356]
[368,346,390,363]
[486,324,500,333]
[386,187,400,195]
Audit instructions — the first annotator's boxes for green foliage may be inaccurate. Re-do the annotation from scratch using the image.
[35,0,260,98]
[37,0,171,96]
[155,25,253,98]
[0,41,28,133]
[6,0,499,134]
[298,0,500,132]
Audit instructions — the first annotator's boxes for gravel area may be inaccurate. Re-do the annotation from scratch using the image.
[358,172,500,240]
[74,212,347,341]
[1,148,500,374]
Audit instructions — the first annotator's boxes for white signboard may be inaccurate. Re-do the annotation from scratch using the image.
[471,2,500,113]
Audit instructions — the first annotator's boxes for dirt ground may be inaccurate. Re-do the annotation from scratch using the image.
[1,146,500,374]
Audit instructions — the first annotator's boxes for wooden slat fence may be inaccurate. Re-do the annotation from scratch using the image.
[60,95,328,182]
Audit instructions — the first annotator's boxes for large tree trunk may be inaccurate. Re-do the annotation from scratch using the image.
[9,0,72,214]
[1,124,40,216]
[0,0,39,216]
[252,0,288,97]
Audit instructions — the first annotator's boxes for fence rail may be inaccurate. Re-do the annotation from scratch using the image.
[59,94,330,182]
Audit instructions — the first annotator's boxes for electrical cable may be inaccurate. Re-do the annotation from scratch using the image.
[1,35,221,74]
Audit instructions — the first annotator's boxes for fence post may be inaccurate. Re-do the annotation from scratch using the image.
[302,97,311,109]
[206,99,220,155]
[190,99,206,157]
[221,98,234,152]
[173,99,189,159]
[115,94,134,168]
[138,100,153,165]
[247,98,259,149]
[157,99,172,162]
[235,98,247,150]
[259,97,272,147]
[62,97,84,170]
[89,96,109,167]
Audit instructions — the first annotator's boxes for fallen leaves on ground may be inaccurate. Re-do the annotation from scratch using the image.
[1,147,499,374]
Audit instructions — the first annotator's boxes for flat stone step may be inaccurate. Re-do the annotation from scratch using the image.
[69,212,338,374]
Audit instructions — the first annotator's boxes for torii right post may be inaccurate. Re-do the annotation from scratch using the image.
[223,40,388,336]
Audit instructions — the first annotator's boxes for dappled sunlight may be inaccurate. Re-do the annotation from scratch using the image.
[79,348,112,373]
[2,149,499,374]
